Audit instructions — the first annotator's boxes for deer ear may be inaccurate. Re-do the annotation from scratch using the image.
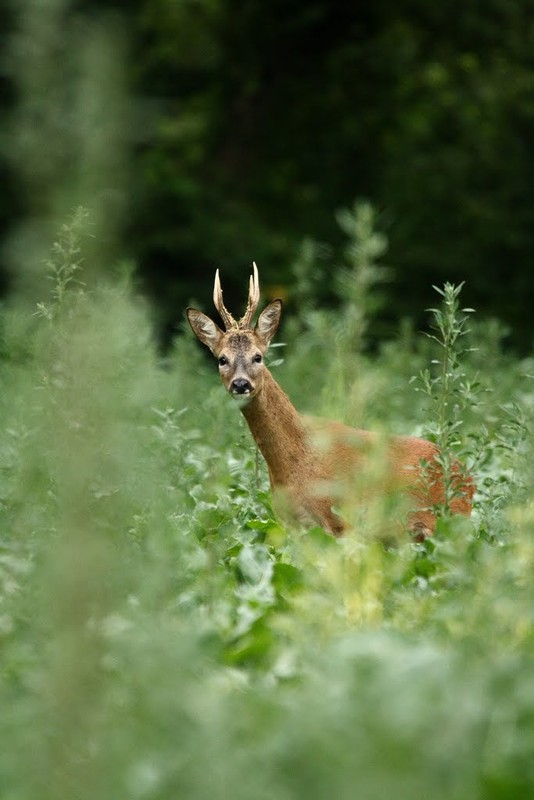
[255,299,282,347]
[186,308,224,354]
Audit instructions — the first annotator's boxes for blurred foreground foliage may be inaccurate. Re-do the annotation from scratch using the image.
[0,211,533,798]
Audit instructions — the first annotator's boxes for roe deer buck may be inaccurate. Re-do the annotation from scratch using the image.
[186,264,474,538]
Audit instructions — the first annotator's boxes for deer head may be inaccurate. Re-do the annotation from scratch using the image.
[186,263,282,399]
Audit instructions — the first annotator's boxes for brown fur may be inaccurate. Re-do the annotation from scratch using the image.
[186,273,474,538]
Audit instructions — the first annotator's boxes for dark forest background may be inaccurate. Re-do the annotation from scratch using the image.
[1,0,533,349]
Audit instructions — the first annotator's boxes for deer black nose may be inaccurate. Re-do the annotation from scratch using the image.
[231,378,252,395]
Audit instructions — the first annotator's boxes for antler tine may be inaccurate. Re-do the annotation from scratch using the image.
[213,268,237,330]
[238,262,261,328]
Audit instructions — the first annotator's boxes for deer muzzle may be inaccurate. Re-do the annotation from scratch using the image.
[231,378,253,395]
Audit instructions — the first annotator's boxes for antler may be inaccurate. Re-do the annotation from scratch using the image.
[213,269,237,330]
[213,262,260,330]
[238,262,260,328]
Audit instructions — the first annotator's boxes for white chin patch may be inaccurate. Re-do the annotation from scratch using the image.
[232,392,252,407]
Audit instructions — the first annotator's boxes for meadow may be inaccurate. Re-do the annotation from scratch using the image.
[0,206,533,799]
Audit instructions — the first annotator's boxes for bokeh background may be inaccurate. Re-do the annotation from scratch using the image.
[1,0,533,347]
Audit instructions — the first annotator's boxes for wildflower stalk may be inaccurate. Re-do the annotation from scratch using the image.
[326,202,390,416]
[414,282,476,515]
[35,207,90,321]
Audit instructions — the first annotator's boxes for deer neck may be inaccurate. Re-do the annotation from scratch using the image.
[240,369,313,484]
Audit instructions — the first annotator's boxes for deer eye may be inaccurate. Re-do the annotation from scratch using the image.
[253,353,263,364]
[218,356,228,367]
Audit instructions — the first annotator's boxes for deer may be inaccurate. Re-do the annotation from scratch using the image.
[186,264,474,538]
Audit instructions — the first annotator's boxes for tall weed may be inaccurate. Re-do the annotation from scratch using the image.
[0,211,533,799]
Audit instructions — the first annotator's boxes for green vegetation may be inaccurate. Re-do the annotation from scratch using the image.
[0,209,533,799]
